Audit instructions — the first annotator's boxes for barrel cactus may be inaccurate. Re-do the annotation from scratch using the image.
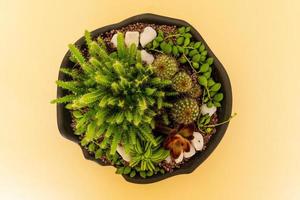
[171,98,200,124]
[187,84,202,98]
[152,54,178,79]
[172,71,193,93]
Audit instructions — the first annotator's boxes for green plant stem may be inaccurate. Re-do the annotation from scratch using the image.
[149,48,164,54]
[183,46,196,50]
[164,33,183,40]
[205,86,211,100]
[182,54,197,73]
[203,113,237,128]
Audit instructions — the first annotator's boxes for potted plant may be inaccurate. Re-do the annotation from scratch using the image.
[52,13,233,184]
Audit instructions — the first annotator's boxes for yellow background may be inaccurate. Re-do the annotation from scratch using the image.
[1,0,299,199]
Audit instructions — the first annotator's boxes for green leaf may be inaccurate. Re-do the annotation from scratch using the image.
[116,167,124,174]
[117,33,126,58]
[152,40,159,48]
[133,111,142,126]
[145,88,156,95]
[115,112,124,124]
[84,30,93,49]
[201,50,207,56]
[95,148,103,159]
[188,49,198,57]
[207,78,215,87]
[123,166,131,175]
[183,38,190,46]
[184,33,192,38]
[155,36,163,42]
[73,111,83,118]
[56,80,80,93]
[199,44,205,52]
[164,43,172,54]
[194,42,202,49]
[176,37,184,45]
[213,93,224,102]
[81,121,97,146]
[203,71,211,79]
[129,170,136,177]
[139,125,157,146]
[50,94,76,104]
[88,143,96,152]
[105,124,115,138]
[178,56,187,64]
[192,62,199,69]
[110,127,122,155]
[138,97,147,111]
[68,44,94,73]
[214,101,222,107]
[198,76,207,87]
[178,27,186,34]
[125,110,133,122]
[139,171,146,178]
[200,63,209,72]
[128,126,137,145]
[128,43,137,64]
[192,54,201,62]
[207,57,214,65]
[59,68,80,79]
[78,90,103,105]
[210,83,221,92]
[172,46,179,56]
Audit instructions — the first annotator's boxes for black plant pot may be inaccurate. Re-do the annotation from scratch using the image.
[56,13,232,184]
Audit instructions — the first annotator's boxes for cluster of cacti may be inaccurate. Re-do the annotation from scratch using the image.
[52,25,225,179]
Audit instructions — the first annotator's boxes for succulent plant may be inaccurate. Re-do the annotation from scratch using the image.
[164,134,190,159]
[51,31,175,157]
[171,98,200,124]
[172,71,193,93]
[152,54,178,79]
[129,136,169,173]
[187,84,202,98]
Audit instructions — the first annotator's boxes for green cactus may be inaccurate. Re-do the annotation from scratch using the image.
[171,98,200,124]
[152,54,178,79]
[51,31,174,156]
[172,71,193,93]
[187,84,202,98]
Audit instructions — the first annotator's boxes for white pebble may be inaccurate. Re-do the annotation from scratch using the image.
[174,151,184,163]
[141,50,154,64]
[140,26,157,47]
[200,104,217,116]
[192,132,204,151]
[116,145,131,162]
[125,31,139,47]
[165,155,172,163]
[110,33,118,48]
[183,143,196,158]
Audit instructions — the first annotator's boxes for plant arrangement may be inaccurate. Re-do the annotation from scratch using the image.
[52,23,234,179]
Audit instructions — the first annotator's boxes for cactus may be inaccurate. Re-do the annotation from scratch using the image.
[172,71,193,93]
[152,54,178,79]
[187,84,202,98]
[52,32,174,156]
[171,98,200,124]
